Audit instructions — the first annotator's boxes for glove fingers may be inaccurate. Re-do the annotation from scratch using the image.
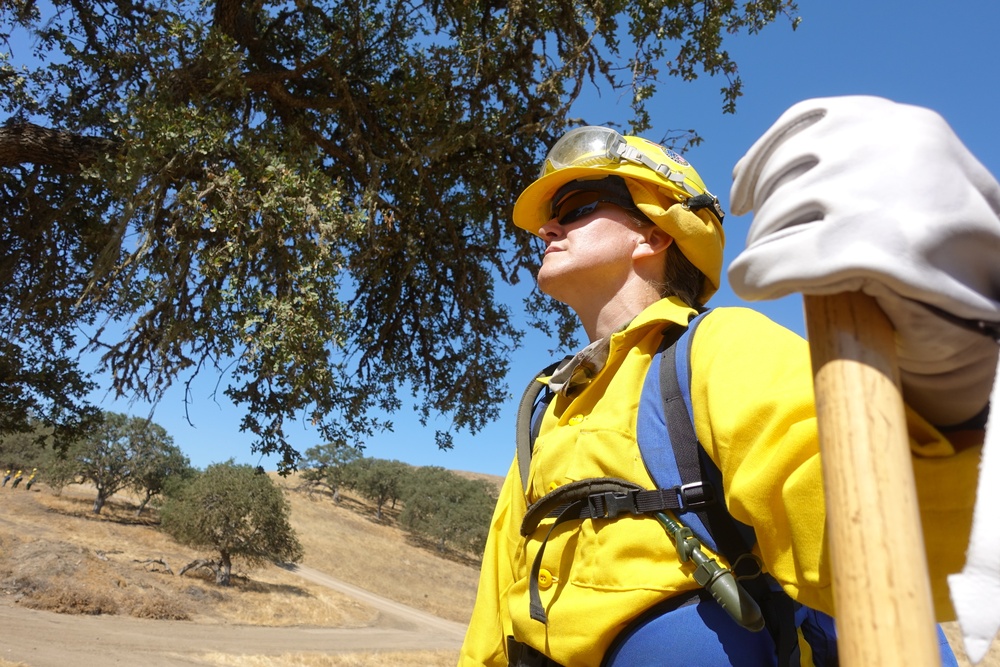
[730,99,830,216]
[729,215,874,301]
[732,95,958,219]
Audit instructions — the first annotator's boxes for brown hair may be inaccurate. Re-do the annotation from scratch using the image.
[660,242,705,309]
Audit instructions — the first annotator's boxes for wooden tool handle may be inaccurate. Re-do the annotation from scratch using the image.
[804,292,940,667]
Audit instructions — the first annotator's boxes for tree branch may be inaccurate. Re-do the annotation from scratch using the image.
[0,122,117,171]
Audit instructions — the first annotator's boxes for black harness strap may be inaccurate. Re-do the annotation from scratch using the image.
[522,478,646,623]
[659,332,756,565]
[507,636,564,667]
[521,478,646,536]
[516,358,567,494]
[527,500,583,623]
[521,478,716,537]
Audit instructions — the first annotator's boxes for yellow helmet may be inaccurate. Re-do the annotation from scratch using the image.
[513,126,725,302]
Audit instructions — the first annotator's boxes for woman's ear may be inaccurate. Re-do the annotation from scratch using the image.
[634,227,673,260]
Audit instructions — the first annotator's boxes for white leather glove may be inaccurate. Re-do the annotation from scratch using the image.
[728,95,1000,427]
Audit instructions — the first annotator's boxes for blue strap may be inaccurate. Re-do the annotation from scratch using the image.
[641,311,801,665]
[637,311,709,494]
[636,311,724,549]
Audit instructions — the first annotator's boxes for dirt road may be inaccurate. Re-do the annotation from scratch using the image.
[0,564,468,667]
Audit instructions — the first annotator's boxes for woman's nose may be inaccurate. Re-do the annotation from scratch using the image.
[538,217,563,240]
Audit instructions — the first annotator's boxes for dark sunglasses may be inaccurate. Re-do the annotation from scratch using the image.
[553,191,641,226]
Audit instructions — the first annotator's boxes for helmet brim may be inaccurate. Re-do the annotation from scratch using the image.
[512,166,620,234]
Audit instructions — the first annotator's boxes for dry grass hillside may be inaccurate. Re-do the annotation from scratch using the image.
[0,471,486,666]
[0,471,997,667]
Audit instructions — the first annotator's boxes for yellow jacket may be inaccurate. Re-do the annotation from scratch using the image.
[459,299,978,667]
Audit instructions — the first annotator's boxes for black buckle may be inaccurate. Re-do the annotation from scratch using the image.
[676,482,715,511]
[507,636,560,667]
[685,193,725,223]
[588,490,639,519]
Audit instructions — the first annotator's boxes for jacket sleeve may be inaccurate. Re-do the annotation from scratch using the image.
[688,307,978,619]
[458,457,528,666]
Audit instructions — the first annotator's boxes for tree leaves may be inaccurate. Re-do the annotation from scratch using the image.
[0,0,798,469]
[160,460,304,581]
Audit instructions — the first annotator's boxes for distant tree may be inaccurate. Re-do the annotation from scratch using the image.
[65,411,181,512]
[0,425,44,470]
[0,0,800,468]
[400,467,496,554]
[128,428,195,517]
[34,446,80,494]
[344,458,411,521]
[71,412,136,513]
[160,461,303,585]
[299,442,361,501]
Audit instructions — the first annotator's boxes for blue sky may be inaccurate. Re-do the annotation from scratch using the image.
[88,0,1000,476]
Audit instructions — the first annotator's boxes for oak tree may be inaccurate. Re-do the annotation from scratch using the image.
[0,0,799,468]
[343,456,411,520]
[400,466,496,554]
[299,441,362,501]
[74,411,141,512]
[67,410,179,512]
[160,461,303,585]
[129,428,194,516]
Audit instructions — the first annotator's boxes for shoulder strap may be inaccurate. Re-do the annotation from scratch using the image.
[657,316,703,486]
[656,310,803,666]
[516,357,566,493]
[653,310,757,559]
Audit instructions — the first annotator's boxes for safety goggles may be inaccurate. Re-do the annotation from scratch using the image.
[542,126,693,193]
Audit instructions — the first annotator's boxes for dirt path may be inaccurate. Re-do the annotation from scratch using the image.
[0,563,468,667]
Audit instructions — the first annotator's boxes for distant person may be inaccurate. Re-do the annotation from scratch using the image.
[24,468,38,490]
[10,470,24,488]
[2,469,11,487]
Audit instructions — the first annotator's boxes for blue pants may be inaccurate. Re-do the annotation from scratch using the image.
[603,591,959,666]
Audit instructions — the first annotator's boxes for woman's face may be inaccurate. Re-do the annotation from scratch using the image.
[535,198,648,305]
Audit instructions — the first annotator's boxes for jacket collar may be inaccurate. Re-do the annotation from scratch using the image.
[548,297,697,396]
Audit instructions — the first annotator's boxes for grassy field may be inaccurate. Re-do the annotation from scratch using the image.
[0,471,997,666]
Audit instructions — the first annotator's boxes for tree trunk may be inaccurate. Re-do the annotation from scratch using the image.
[92,494,106,514]
[179,558,218,579]
[134,492,153,517]
[217,552,232,586]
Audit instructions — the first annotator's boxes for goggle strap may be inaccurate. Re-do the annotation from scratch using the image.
[617,142,697,193]
[617,144,665,175]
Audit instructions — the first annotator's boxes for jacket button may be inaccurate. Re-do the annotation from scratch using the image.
[568,414,585,425]
[538,569,557,589]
